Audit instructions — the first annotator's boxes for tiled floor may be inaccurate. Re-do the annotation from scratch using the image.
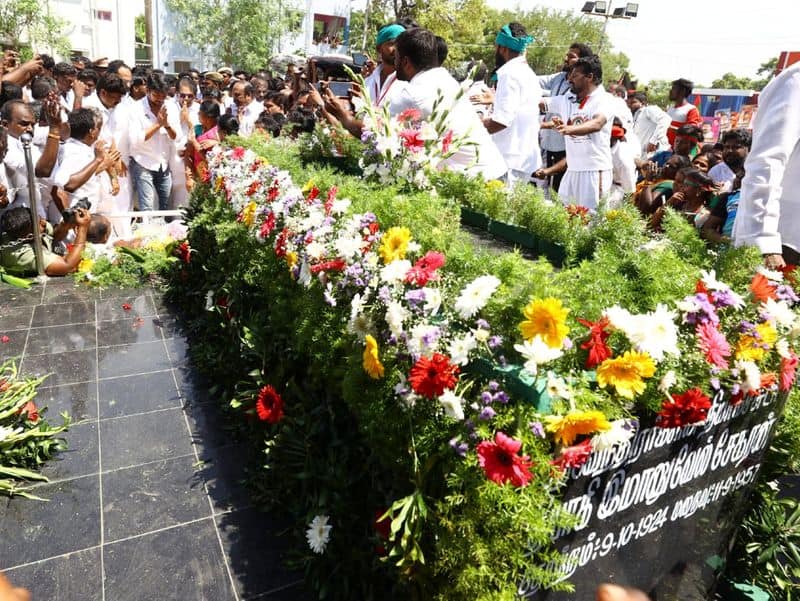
[0,278,307,600]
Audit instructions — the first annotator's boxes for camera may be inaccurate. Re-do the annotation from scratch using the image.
[62,197,92,224]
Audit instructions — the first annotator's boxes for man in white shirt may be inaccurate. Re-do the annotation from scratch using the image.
[390,28,506,181]
[229,81,263,137]
[481,23,541,185]
[733,63,800,269]
[541,56,614,210]
[54,62,84,113]
[708,128,750,193]
[363,23,407,108]
[608,84,634,131]
[608,119,638,208]
[1,98,63,220]
[627,92,671,158]
[128,73,185,211]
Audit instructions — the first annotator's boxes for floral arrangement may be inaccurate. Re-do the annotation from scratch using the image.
[168,142,800,600]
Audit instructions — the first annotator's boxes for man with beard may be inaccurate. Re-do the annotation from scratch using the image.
[539,55,613,210]
[708,128,751,192]
[481,23,540,185]
[666,78,702,147]
[363,23,407,107]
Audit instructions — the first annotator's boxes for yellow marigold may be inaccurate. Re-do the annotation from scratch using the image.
[519,297,570,348]
[596,351,656,399]
[286,251,298,270]
[362,335,384,379]
[379,226,412,264]
[78,258,95,273]
[240,201,258,228]
[545,410,611,446]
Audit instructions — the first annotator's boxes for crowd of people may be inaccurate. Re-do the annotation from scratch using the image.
[1,18,798,276]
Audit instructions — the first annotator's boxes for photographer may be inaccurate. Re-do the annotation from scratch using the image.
[0,205,90,276]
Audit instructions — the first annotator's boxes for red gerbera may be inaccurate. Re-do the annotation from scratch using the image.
[255,385,284,424]
[695,279,713,302]
[245,180,261,196]
[781,351,799,392]
[551,439,593,472]
[397,108,422,123]
[441,129,454,154]
[750,273,777,302]
[566,204,590,224]
[408,353,459,399]
[177,241,191,264]
[657,388,712,428]
[231,146,246,160]
[306,186,320,203]
[577,317,612,369]
[405,251,446,286]
[398,129,425,152]
[476,432,533,487]
[267,182,280,201]
[19,401,39,424]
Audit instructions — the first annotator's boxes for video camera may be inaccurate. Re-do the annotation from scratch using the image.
[62,197,92,224]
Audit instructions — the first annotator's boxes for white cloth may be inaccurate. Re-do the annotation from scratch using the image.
[53,138,102,210]
[631,104,671,157]
[230,99,264,137]
[609,139,638,208]
[549,86,614,172]
[2,135,47,219]
[90,97,133,234]
[539,71,572,153]
[128,97,185,171]
[708,161,736,193]
[364,68,406,108]
[490,55,541,174]
[389,67,507,181]
[609,95,634,131]
[557,169,612,211]
[733,63,800,255]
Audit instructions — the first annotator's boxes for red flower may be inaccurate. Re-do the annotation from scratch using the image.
[324,186,338,215]
[657,388,712,428]
[476,432,533,487]
[255,385,284,424]
[267,182,280,201]
[1,335,9,344]
[577,317,612,369]
[19,401,39,424]
[566,204,590,224]
[696,322,731,369]
[121,303,132,311]
[0,379,8,393]
[274,228,290,258]
[441,129,454,154]
[398,129,425,152]
[177,241,191,264]
[306,186,320,203]
[405,251,446,286]
[781,352,799,391]
[695,279,713,302]
[260,213,276,239]
[245,180,261,196]
[551,439,593,471]
[310,259,346,274]
[231,146,246,160]
[408,353,459,399]
[760,372,778,391]
[750,273,777,303]
[397,108,422,123]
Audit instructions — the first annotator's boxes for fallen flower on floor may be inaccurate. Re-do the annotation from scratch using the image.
[0,336,8,344]
[121,303,132,311]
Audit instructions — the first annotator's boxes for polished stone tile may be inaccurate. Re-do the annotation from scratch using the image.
[216,508,301,599]
[97,340,171,379]
[99,371,181,419]
[37,382,97,423]
[196,444,250,512]
[174,365,213,404]
[99,286,155,300]
[103,455,212,542]
[40,421,99,482]
[0,331,26,363]
[163,337,190,365]
[4,546,102,601]
[95,294,156,321]
[31,301,95,328]
[0,305,35,331]
[184,400,242,459]
[0,284,43,308]
[0,475,101,568]
[25,323,97,356]
[21,349,97,387]
[252,581,313,600]
[103,518,236,601]
[152,315,183,338]
[99,408,193,471]
[96,317,164,347]
[41,283,102,305]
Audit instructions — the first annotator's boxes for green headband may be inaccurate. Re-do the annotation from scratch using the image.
[376,24,405,46]
[495,25,533,53]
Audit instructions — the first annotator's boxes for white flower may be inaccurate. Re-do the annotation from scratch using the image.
[448,333,477,366]
[348,312,373,340]
[385,301,409,337]
[700,269,725,290]
[592,419,637,452]
[514,336,563,376]
[454,275,501,319]
[205,290,215,311]
[631,304,680,361]
[0,425,21,443]
[406,241,421,255]
[603,305,633,331]
[393,373,419,408]
[408,324,441,358]
[658,370,677,394]
[380,260,412,284]
[545,372,572,401]
[473,327,490,343]
[305,241,326,261]
[757,265,784,282]
[438,390,465,420]
[334,235,364,259]
[331,198,351,214]
[762,298,796,330]
[641,238,670,252]
[422,287,442,315]
[776,338,792,359]
[736,360,761,393]
[306,515,332,554]
[298,260,312,287]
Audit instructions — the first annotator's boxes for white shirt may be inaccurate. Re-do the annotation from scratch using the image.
[550,86,614,172]
[611,139,638,193]
[708,161,736,192]
[364,68,407,108]
[389,67,507,181]
[2,135,47,219]
[490,55,541,174]
[631,104,671,157]
[733,63,800,255]
[609,96,634,130]
[230,99,264,137]
[53,138,101,209]
[128,97,185,171]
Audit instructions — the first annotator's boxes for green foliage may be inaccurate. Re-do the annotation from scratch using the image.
[0,0,71,59]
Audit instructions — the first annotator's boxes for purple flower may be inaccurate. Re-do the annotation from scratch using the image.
[404,289,426,307]
[494,391,509,404]
[731,383,741,396]
[479,406,497,420]
[488,380,499,392]
[710,377,720,390]
[378,286,392,304]
[488,335,503,349]
[711,288,739,309]
[683,293,720,326]
[529,421,546,438]
[449,436,468,457]
[776,284,800,304]
[476,319,490,330]
[480,391,493,404]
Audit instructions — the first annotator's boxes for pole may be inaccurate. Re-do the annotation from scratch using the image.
[361,0,370,53]
[20,133,46,277]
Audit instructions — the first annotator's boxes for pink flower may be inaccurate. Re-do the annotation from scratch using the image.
[476,432,533,487]
[398,129,425,152]
[696,322,731,369]
[781,351,798,392]
[405,251,445,286]
[397,108,422,123]
[551,439,593,471]
[231,146,246,160]
[0,335,9,344]
[441,130,454,154]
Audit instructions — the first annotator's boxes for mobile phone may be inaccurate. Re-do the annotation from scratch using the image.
[352,53,368,68]
[327,81,352,97]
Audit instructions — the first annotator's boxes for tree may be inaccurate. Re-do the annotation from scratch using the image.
[165,0,302,71]
[711,72,758,90]
[0,0,71,59]
[641,79,672,110]
[349,0,393,53]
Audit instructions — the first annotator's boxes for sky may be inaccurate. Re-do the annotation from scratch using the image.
[484,0,800,86]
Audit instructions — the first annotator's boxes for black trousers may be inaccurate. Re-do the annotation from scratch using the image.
[544,150,566,192]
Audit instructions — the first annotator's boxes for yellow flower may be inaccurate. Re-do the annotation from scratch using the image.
[214,176,225,192]
[240,201,258,227]
[78,258,95,273]
[362,335,384,379]
[302,179,315,193]
[519,298,570,348]
[545,410,612,446]
[597,351,656,399]
[736,323,777,362]
[286,251,298,270]
[485,180,505,192]
[379,226,412,264]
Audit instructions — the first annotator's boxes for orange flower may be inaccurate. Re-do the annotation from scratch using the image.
[750,273,777,303]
